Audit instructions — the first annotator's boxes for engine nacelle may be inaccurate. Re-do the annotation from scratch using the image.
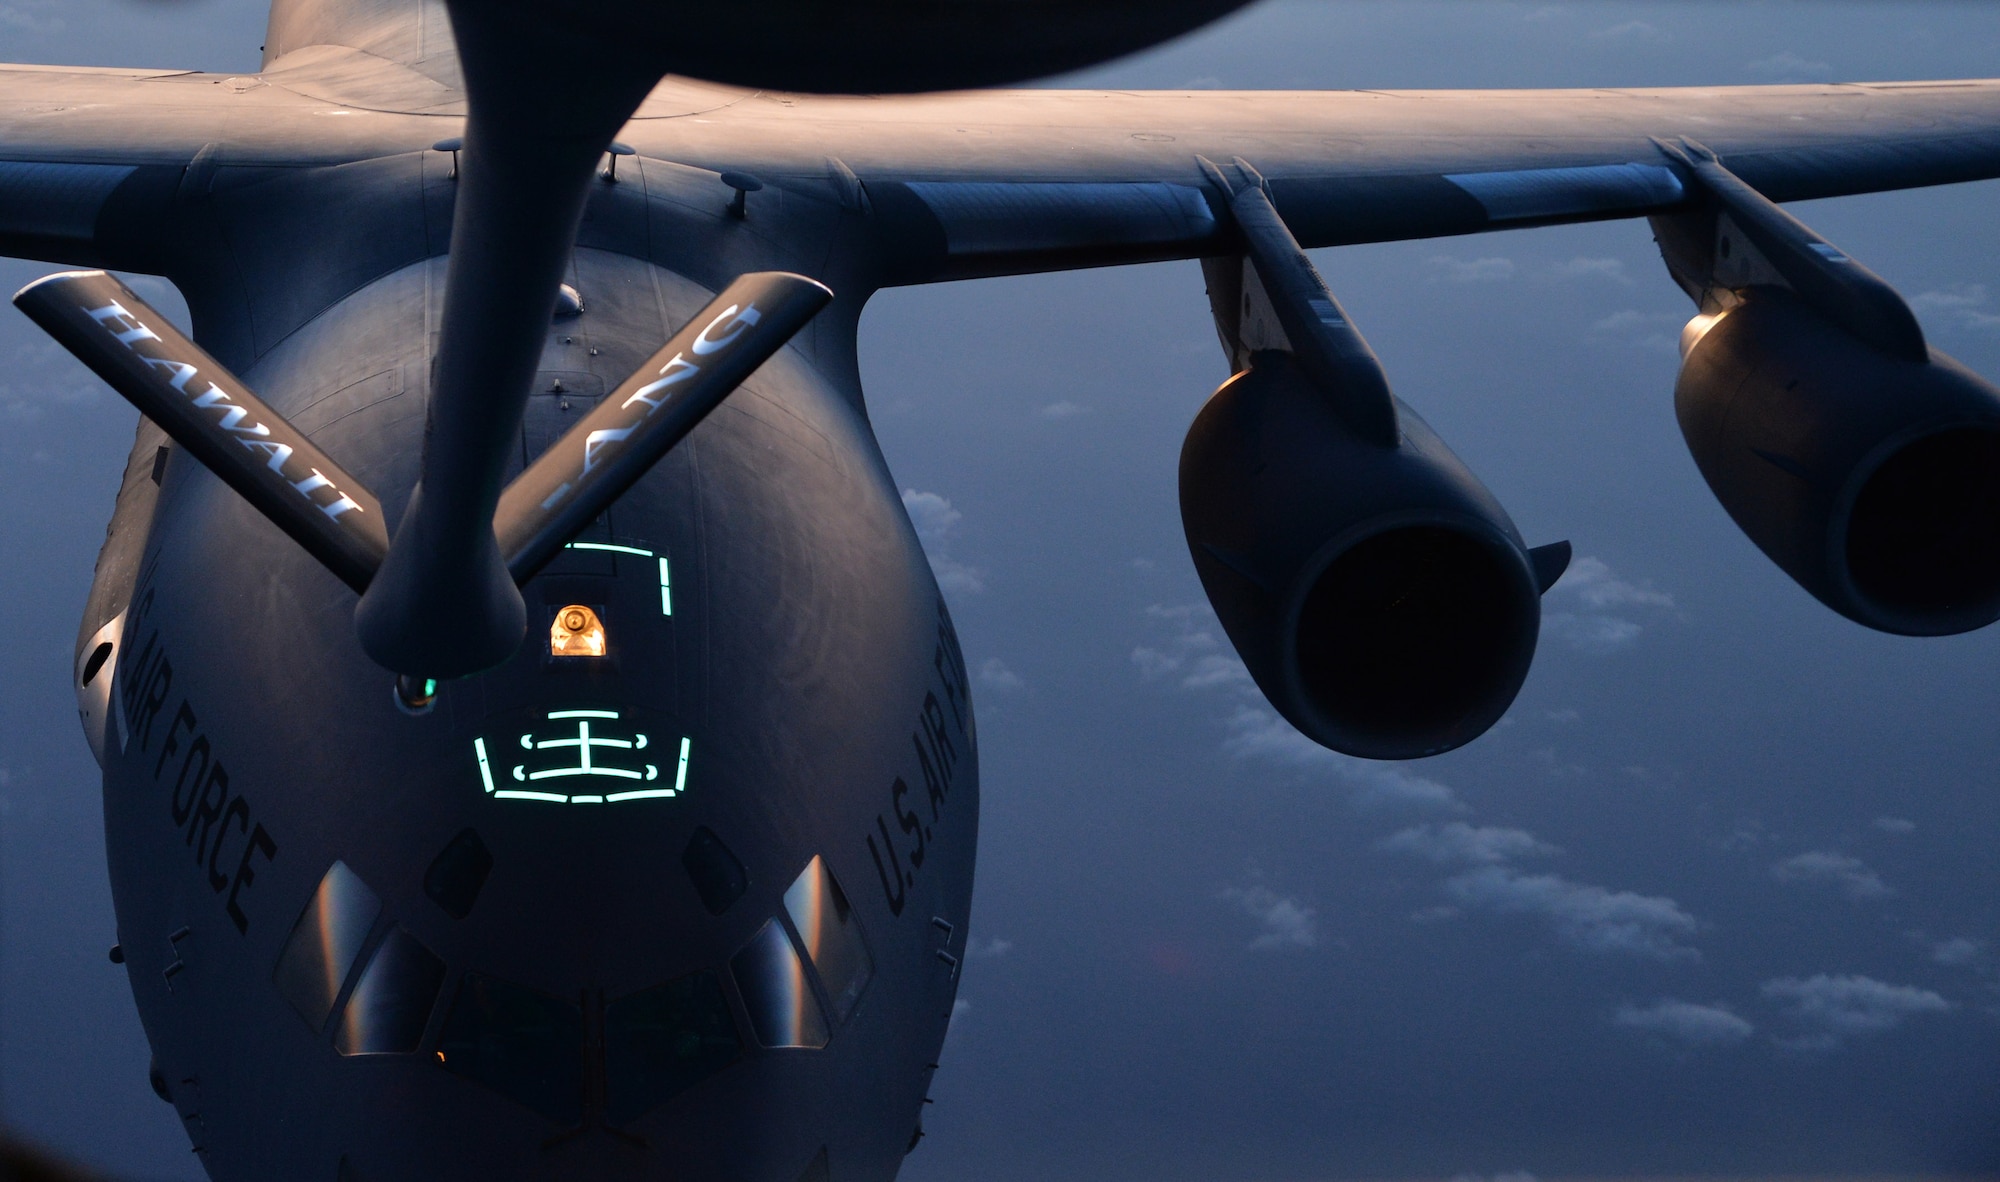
[1677,287,2000,636]
[1180,351,1546,761]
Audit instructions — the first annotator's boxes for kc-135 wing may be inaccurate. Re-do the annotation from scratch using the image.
[1,58,1999,280]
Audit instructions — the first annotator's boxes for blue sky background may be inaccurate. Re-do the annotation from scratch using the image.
[3,2,2000,1179]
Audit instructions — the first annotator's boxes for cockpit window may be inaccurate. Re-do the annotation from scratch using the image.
[603,970,742,1123]
[730,919,829,1049]
[335,927,445,1056]
[273,861,381,1032]
[436,973,583,1124]
[682,826,748,916]
[424,828,494,920]
[782,857,874,1022]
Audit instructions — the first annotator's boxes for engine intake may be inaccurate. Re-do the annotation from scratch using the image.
[1180,351,1549,761]
[1677,287,2000,636]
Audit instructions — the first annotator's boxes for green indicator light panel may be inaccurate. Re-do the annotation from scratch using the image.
[563,542,673,616]
[474,710,690,804]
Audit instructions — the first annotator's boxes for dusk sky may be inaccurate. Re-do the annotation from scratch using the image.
[3,2,2000,1179]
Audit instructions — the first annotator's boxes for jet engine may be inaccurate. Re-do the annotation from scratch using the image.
[1184,166,1566,761]
[1655,143,2000,636]
[1181,351,1559,761]
[1676,289,2000,635]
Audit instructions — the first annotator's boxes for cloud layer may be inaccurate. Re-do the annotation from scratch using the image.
[1615,999,1755,1045]
[902,488,985,593]
[1380,822,1557,866]
[1445,865,1701,960]
[1381,823,1700,961]
[1542,557,1677,654]
[1220,883,1318,951]
[1771,851,1893,900]
[1762,974,1952,1049]
[1137,603,1703,961]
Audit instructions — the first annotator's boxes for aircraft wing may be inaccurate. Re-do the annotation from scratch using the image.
[2,57,2000,279]
[0,59,440,266]
[613,79,2000,282]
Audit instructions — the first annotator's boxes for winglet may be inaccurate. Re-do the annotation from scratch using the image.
[13,270,388,592]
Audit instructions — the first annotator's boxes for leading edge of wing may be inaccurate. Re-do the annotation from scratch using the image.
[645,80,2000,282]
[2,69,1999,281]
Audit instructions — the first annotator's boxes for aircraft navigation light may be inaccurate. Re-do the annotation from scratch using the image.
[550,605,606,657]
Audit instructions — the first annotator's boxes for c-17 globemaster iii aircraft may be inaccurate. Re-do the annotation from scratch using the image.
[4,0,2000,1179]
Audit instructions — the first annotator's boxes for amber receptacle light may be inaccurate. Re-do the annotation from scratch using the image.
[551,605,606,658]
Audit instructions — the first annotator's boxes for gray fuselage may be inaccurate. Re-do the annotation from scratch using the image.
[80,151,977,1182]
